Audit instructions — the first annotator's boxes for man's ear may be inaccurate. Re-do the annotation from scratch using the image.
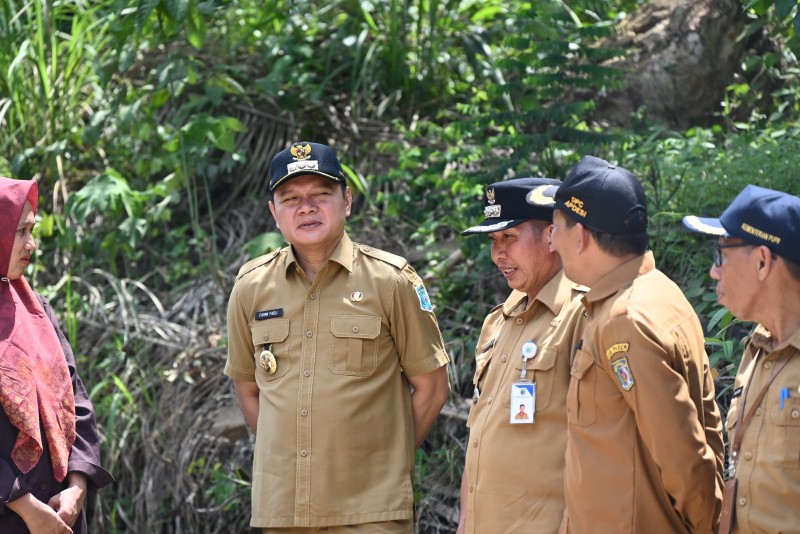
[344,186,353,217]
[268,200,279,229]
[575,222,590,253]
[756,245,774,281]
[544,223,555,242]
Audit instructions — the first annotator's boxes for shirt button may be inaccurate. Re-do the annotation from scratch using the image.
[744,451,753,460]
[792,409,800,419]
[515,318,523,325]
[309,293,316,300]
[300,450,308,457]
[501,355,507,362]
[755,407,763,416]
[301,409,308,416]
[303,370,311,377]
[352,325,359,333]
[469,486,474,493]
[487,396,493,404]
[738,497,747,507]
[306,330,313,338]
[39,483,47,491]
[263,334,270,341]
[473,440,479,448]
[764,361,772,369]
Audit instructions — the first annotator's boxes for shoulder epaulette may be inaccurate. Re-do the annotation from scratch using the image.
[235,248,284,281]
[355,243,408,270]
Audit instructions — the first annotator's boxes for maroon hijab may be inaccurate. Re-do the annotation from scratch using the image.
[0,177,75,482]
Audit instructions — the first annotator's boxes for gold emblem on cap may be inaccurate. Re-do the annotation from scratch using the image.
[259,349,277,374]
[526,185,556,206]
[486,187,496,205]
[350,291,364,302]
[290,143,312,160]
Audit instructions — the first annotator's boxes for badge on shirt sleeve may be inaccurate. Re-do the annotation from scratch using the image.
[606,342,629,359]
[611,357,635,391]
[415,283,434,312]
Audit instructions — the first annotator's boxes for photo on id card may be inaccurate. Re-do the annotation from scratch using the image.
[510,382,535,424]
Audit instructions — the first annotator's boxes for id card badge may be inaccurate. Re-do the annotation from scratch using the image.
[509,340,537,424]
[510,382,535,424]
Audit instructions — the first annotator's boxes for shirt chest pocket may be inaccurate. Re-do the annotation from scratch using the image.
[250,319,291,381]
[770,396,800,470]
[329,315,381,377]
[511,346,559,411]
[567,349,597,427]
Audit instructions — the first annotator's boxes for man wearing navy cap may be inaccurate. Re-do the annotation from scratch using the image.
[457,178,588,533]
[684,185,800,534]
[529,156,724,533]
[225,141,450,532]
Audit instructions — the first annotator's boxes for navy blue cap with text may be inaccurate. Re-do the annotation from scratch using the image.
[461,177,562,236]
[683,184,800,265]
[526,155,648,235]
[269,141,347,194]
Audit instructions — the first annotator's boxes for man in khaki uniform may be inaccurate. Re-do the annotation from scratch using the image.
[225,141,450,533]
[684,185,800,534]
[456,178,587,533]
[530,156,724,533]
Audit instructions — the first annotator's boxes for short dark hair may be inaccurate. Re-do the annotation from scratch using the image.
[560,209,648,257]
[782,255,800,282]
[526,218,550,237]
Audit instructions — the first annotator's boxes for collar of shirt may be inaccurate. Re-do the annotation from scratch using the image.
[501,270,573,318]
[748,323,800,355]
[582,251,655,313]
[282,231,356,276]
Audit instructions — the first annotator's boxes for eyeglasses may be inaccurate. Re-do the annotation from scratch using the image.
[712,243,751,268]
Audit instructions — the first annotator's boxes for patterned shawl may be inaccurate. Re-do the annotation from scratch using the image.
[0,177,76,482]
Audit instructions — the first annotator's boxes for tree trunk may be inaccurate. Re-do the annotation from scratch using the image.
[593,0,748,130]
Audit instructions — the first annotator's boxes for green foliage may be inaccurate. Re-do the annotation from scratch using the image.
[244,231,285,258]
[0,0,115,180]
[728,0,800,126]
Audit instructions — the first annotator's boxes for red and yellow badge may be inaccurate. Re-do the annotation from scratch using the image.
[611,357,634,391]
[290,143,312,160]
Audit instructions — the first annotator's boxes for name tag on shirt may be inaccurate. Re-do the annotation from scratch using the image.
[256,308,283,320]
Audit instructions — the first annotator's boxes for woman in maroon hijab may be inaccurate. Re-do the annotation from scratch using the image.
[0,178,112,533]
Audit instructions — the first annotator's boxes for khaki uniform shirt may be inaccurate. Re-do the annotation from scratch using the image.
[463,272,586,533]
[563,252,724,534]
[225,233,449,528]
[728,325,800,534]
